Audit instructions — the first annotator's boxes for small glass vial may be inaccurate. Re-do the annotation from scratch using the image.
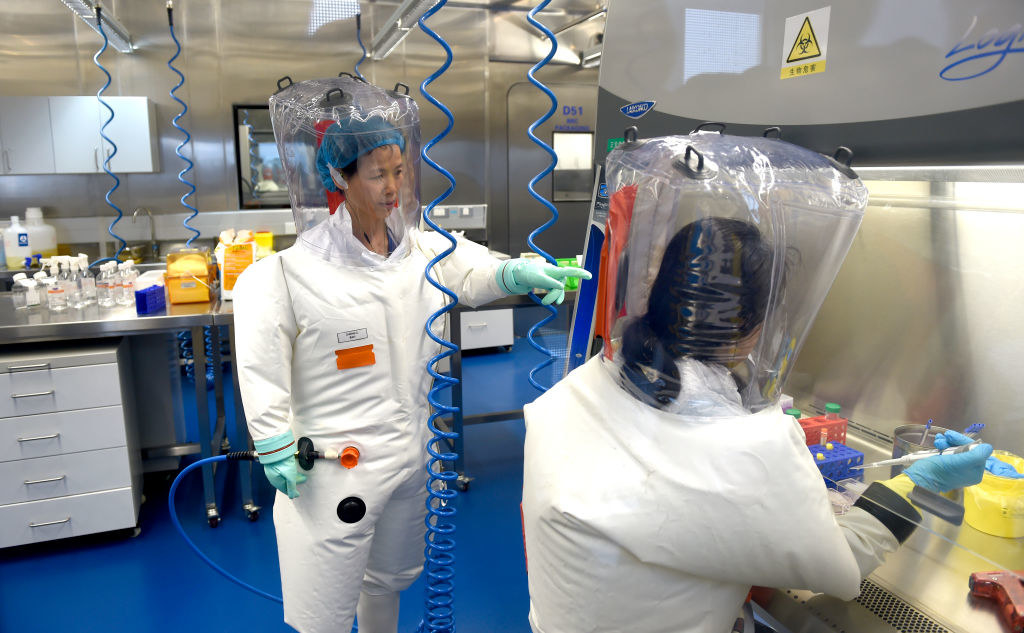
[785,408,802,420]
[825,403,841,421]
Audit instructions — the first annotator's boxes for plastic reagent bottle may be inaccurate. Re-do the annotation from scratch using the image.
[78,255,97,305]
[11,273,29,309]
[67,259,84,309]
[97,263,116,308]
[785,408,802,420]
[46,263,67,311]
[825,402,841,421]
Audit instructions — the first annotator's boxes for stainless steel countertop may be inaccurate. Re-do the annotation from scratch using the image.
[0,294,215,343]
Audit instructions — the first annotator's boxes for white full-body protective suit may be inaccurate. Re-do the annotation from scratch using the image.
[233,77,506,633]
[521,133,923,633]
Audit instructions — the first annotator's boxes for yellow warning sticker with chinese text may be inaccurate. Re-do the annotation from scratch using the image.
[781,7,830,79]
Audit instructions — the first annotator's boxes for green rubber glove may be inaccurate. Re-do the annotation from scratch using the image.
[495,259,592,306]
[253,430,307,499]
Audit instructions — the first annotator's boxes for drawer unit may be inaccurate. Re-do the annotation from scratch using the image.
[460,308,514,350]
[0,446,131,505]
[0,487,136,548]
[0,340,140,547]
[0,363,121,418]
[0,406,127,462]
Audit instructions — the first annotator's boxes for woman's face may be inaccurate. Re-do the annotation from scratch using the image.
[345,144,404,221]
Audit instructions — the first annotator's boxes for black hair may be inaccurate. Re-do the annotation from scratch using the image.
[620,217,773,408]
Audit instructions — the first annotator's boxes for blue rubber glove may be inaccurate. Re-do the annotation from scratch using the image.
[495,259,592,306]
[985,456,1024,478]
[253,430,307,499]
[904,430,993,493]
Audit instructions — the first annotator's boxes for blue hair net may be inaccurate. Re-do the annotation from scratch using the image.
[316,117,406,192]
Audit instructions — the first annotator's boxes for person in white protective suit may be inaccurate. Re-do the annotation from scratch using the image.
[232,76,588,633]
[520,132,992,633]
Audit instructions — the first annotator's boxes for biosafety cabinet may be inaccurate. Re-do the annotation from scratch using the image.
[586,2,1024,632]
[0,340,142,547]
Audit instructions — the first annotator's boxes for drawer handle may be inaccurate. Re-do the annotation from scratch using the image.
[29,517,71,528]
[466,323,488,328]
[17,433,60,442]
[7,363,51,372]
[11,390,55,399]
[24,475,66,485]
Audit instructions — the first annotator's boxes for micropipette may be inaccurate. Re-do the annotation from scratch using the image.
[851,440,984,470]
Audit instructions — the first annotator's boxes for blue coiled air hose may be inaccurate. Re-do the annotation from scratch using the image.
[91,6,127,268]
[418,1,460,631]
[167,2,201,247]
[524,0,561,393]
[355,14,367,81]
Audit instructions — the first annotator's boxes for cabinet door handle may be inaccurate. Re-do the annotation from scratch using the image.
[17,433,60,442]
[10,390,55,399]
[7,363,51,372]
[29,517,70,528]
[24,475,66,485]
[466,323,488,328]
[94,148,100,170]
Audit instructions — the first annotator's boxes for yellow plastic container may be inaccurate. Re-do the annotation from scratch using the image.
[164,248,215,304]
[964,450,1024,538]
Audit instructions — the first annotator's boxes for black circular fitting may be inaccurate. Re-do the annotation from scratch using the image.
[337,497,366,524]
[297,436,316,471]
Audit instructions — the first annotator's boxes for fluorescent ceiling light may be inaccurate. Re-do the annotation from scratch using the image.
[60,0,134,53]
[371,0,440,60]
[580,45,601,68]
[308,0,360,36]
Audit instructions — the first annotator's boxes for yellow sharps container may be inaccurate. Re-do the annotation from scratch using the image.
[964,450,1024,538]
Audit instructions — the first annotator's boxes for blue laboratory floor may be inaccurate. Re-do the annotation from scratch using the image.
[0,337,553,633]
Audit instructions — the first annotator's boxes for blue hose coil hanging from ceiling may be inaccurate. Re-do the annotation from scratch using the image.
[417,1,460,631]
[91,6,127,267]
[525,0,561,393]
[354,13,367,81]
[167,3,201,247]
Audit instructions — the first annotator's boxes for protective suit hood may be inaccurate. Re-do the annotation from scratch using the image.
[269,76,421,267]
[600,131,868,414]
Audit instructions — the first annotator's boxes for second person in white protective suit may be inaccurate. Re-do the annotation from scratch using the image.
[520,132,991,633]
[232,76,588,633]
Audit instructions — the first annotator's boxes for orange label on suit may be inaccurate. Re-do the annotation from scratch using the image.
[335,345,376,370]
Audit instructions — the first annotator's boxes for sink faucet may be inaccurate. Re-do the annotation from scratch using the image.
[132,207,159,261]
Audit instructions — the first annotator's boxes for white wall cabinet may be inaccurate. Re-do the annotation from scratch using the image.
[0,340,142,548]
[0,97,56,175]
[0,96,159,175]
[47,96,160,174]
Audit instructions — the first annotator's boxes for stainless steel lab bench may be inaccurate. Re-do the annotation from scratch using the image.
[0,295,235,527]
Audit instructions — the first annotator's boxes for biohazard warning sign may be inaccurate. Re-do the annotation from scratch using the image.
[781,7,830,80]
